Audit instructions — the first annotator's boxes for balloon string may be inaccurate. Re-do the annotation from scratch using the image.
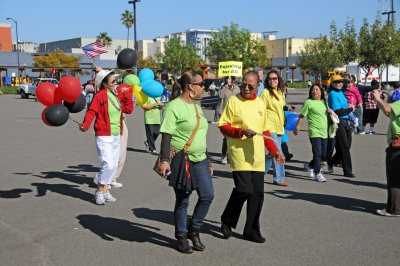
[69,117,80,125]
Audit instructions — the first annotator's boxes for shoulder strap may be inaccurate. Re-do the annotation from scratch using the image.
[184,104,200,153]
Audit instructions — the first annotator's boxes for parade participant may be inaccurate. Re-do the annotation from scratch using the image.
[260,70,293,186]
[218,76,240,164]
[373,89,400,217]
[254,67,265,97]
[344,75,364,134]
[80,69,134,205]
[363,80,384,135]
[159,72,213,254]
[84,80,95,108]
[294,84,332,182]
[327,75,356,177]
[142,97,163,155]
[219,71,284,243]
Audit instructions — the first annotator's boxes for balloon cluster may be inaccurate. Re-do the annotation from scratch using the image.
[121,68,164,105]
[36,76,86,127]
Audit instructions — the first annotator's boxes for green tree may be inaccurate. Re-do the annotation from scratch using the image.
[155,38,203,78]
[205,22,269,70]
[297,35,341,80]
[121,10,134,48]
[33,49,81,75]
[337,18,359,65]
[96,32,113,47]
[358,18,375,84]
[371,18,400,83]
[137,51,159,70]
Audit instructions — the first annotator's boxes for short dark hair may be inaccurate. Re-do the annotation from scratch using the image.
[371,80,379,86]
[393,82,400,89]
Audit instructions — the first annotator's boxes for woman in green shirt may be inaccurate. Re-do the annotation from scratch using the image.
[159,72,214,253]
[373,89,400,217]
[294,84,333,182]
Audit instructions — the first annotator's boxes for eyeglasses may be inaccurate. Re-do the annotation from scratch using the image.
[333,80,343,84]
[108,80,117,84]
[191,81,205,87]
[268,77,279,81]
[239,84,256,91]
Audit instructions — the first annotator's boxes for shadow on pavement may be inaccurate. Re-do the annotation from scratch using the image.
[0,188,32,198]
[127,147,148,154]
[65,164,100,173]
[77,214,175,248]
[132,207,242,239]
[32,183,93,202]
[333,178,387,189]
[266,190,385,213]
[212,169,232,179]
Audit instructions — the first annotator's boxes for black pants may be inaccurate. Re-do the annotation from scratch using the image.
[145,124,160,151]
[221,137,227,157]
[329,123,352,174]
[386,145,400,215]
[281,142,289,157]
[221,171,264,238]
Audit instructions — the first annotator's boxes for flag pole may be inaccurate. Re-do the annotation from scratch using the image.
[77,42,98,68]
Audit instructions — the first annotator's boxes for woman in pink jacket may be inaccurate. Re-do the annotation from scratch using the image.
[343,75,364,134]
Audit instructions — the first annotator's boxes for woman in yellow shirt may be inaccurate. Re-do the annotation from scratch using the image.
[260,70,293,186]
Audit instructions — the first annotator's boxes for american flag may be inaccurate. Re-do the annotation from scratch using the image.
[82,42,108,59]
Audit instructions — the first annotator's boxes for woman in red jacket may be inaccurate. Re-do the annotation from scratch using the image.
[80,69,133,205]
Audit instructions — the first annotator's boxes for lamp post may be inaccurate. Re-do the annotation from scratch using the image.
[6,17,20,81]
[128,0,141,75]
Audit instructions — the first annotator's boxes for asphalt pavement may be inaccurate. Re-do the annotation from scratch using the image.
[0,89,399,266]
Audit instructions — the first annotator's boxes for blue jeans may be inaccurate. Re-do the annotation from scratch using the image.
[308,138,328,174]
[354,106,364,132]
[265,133,285,183]
[86,93,94,108]
[174,159,214,237]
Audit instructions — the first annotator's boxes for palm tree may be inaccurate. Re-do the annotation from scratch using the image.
[121,10,134,48]
[96,32,113,47]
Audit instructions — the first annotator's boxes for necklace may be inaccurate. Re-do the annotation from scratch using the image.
[180,97,192,109]
[107,92,121,111]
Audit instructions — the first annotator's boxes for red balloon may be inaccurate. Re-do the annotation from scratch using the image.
[36,82,58,106]
[41,107,52,126]
[58,76,82,103]
[54,87,63,104]
[116,84,133,96]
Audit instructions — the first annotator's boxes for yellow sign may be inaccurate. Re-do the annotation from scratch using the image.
[218,61,243,77]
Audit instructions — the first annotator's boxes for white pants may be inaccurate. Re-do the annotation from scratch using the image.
[95,135,120,185]
[113,123,128,181]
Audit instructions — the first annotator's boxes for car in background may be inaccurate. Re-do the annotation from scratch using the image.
[201,95,219,109]
[17,78,59,99]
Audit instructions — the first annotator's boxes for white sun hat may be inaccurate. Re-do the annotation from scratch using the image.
[95,69,114,89]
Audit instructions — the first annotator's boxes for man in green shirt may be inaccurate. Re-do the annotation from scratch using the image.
[142,97,163,155]
[373,90,400,217]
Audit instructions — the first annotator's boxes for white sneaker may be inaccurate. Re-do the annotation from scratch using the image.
[111,181,123,188]
[104,191,116,202]
[304,163,314,178]
[93,173,99,185]
[94,192,105,205]
[315,172,327,182]
[221,156,228,165]
[211,121,218,125]
[354,118,358,128]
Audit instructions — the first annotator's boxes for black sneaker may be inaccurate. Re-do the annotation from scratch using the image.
[285,154,293,161]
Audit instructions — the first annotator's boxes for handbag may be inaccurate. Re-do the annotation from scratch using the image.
[153,104,201,184]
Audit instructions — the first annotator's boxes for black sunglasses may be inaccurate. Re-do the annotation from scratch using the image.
[191,81,205,87]
[239,83,256,90]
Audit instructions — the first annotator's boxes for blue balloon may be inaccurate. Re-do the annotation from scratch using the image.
[138,68,155,81]
[139,79,152,88]
[142,80,164,98]
[284,114,300,131]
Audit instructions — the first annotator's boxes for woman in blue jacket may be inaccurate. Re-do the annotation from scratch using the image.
[327,75,356,177]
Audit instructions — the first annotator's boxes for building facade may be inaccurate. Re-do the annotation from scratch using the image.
[0,23,12,52]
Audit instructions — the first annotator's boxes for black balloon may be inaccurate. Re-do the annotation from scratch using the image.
[117,48,137,69]
[45,104,69,127]
[64,93,86,113]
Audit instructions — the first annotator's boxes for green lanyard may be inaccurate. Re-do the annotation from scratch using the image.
[107,92,121,111]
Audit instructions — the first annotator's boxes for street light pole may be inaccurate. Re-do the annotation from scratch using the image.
[6,17,20,81]
[128,0,141,75]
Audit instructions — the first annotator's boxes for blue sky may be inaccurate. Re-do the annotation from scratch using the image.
[1,0,399,44]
